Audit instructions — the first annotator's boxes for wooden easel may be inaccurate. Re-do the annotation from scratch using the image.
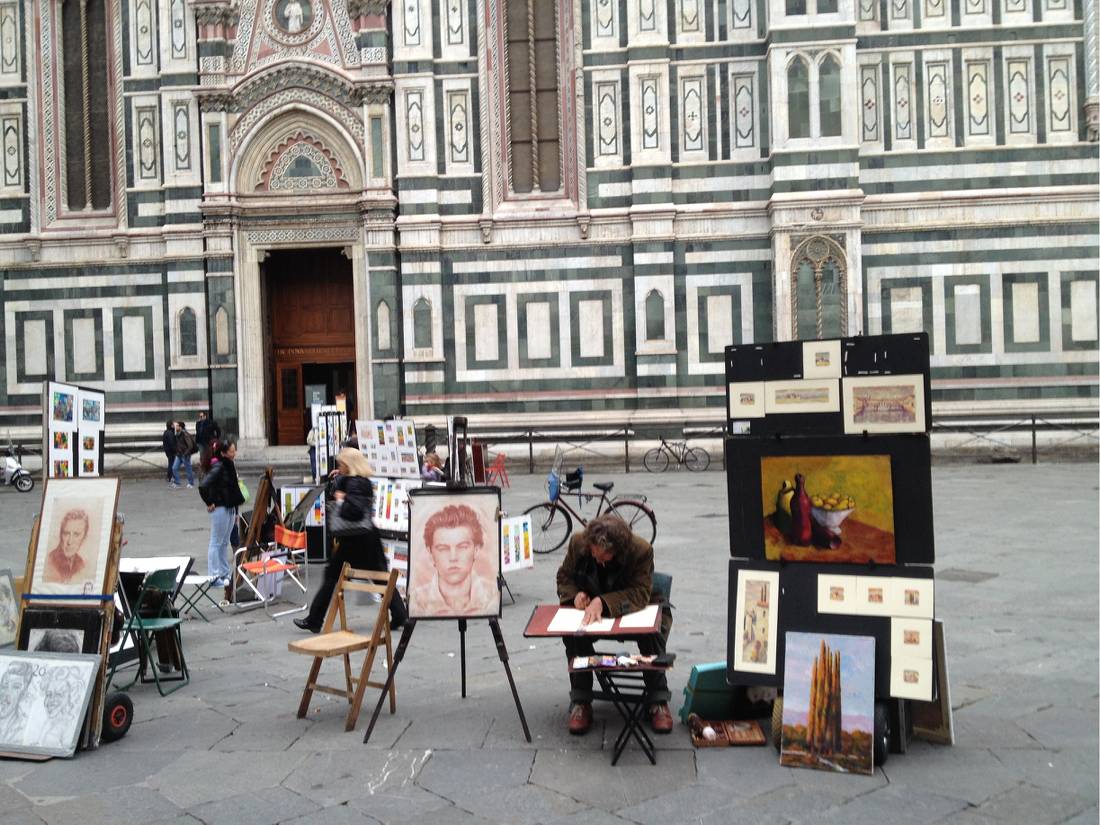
[362,614,531,744]
[233,467,278,599]
[19,510,124,751]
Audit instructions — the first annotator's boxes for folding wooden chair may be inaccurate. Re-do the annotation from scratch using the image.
[289,564,398,731]
[485,453,510,487]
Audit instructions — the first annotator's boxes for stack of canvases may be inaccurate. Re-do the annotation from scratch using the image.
[723,333,953,777]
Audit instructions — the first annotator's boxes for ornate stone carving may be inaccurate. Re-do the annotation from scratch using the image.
[192,1,240,26]
[257,130,350,191]
[197,92,236,112]
[348,0,390,16]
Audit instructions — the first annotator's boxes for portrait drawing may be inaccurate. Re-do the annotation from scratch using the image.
[0,651,100,758]
[32,479,120,600]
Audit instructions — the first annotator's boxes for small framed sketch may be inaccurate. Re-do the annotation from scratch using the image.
[890,655,933,701]
[764,379,840,415]
[728,382,766,419]
[854,576,892,617]
[802,340,841,379]
[842,374,926,434]
[891,617,932,660]
[816,574,858,615]
[0,650,101,758]
[732,569,780,674]
[890,577,934,619]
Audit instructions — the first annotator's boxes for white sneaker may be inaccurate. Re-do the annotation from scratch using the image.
[186,483,194,488]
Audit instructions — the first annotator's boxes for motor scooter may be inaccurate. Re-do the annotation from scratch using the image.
[3,443,34,492]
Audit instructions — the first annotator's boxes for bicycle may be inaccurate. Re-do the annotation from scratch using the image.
[523,466,657,554]
[642,438,711,473]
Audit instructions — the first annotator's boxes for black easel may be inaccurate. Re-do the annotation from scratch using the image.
[363,617,532,744]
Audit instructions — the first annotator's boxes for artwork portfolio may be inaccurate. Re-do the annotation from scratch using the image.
[843,374,926,434]
[0,651,100,758]
[780,632,875,775]
[407,489,501,619]
[761,454,895,564]
[0,570,16,648]
[31,479,120,599]
[732,569,779,674]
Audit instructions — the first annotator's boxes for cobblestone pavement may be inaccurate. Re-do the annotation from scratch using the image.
[0,461,1095,825]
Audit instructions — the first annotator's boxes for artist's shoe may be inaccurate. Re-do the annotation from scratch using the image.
[567,702,593,735]
[293,617,321,633]
[649,703,674,734]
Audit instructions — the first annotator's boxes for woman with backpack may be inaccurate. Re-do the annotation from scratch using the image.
[198,438,245,597]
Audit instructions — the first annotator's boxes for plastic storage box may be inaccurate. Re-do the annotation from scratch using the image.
[678,661,737,724]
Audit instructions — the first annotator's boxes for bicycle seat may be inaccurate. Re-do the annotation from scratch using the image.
[594,481,614,493]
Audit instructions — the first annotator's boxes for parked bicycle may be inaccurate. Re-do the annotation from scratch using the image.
[523,466,657,554]
[642,438,711,473]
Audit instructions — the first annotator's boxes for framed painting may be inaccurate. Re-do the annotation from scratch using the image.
[764,379,840,415]
[407,486,501,620]
[760,454,895,565]
[727,381,766,419]
[890,655,933,702]
[732,568,780,675]
[890,577,934,619]
[890,617,932,660]
[816,574,858,615]
[17,608,103,655]
[0,650,101,758]
[842,374,926,434]
[802,340,842,379]
[854,576,892,617]
[780,632,875,776]
[0,570,16,648]
[30,478,121,601]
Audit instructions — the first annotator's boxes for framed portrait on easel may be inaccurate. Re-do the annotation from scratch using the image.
[407,487,501,620]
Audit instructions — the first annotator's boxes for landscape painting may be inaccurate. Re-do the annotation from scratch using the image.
[760,454,896,564]
[843,374,926,434]
[780,632,875,775]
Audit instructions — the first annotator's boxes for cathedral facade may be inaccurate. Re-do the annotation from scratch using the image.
[0,0,1096,448]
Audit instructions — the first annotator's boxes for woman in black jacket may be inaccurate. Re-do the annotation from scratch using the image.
[198,438,244,593]
[295,447,408,632]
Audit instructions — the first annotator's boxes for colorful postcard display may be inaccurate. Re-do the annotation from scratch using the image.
[780,632,876,776]
[407,488,501,620]
[842,374,926,435]
[0,651,101,758]
[761,454,895,564]
[0,570,16,648]
[357,419,420,479]
[45,382,106,479]
[732,569,779,674]
[382,539,408,597]
[371,479,421,532]
[280,485,324,529]
[500,515,534,573]
[30,478,121,601]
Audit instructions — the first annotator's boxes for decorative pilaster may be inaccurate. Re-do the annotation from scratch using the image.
[1085,0,1098,141]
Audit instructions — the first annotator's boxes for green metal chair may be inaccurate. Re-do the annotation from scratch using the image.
[109,568,190,696]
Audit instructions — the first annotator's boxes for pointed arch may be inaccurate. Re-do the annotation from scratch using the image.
[818,54,843,137]
[178,307,198,357]
[644,289,666,341]
[787,56,811,139]
[790,235,848,338]
[413,298,432,350]
[376,299,392,351]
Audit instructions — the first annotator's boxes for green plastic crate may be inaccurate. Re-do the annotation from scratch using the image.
[678,662,736,724]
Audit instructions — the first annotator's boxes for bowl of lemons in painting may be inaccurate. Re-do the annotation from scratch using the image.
[810,491,855,531]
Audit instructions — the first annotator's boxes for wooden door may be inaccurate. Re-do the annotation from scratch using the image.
[266,249,355,445]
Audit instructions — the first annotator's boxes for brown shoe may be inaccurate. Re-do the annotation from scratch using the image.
[649,703,673,734]
[567,702,593,735]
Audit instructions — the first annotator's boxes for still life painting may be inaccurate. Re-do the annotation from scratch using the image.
[761,454,895,564]
[780,632,875,775]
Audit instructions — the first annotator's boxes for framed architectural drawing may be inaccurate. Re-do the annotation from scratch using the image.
[890,577,934,619]
[890,655,933,701]
[802,340,842,379]
[0,650,101,758]
[816,574,858,615]
[842,374,926,434]
[407,487,501,619]
[30,479,121,601]
[732,568,780,674]
[764,379,840,415]
[890,617,932,660]
[727,381,766,419]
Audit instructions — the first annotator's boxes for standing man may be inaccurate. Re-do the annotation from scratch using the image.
[162,421,177,485]
[171,421,197,488]
[195,411,221,475]
[555,514,673,735]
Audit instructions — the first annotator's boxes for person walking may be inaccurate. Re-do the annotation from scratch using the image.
[294,447,407,633]
[171,422,197,488]
[198,438,245,599]
[162,421,177,485]
[195,411,221,475]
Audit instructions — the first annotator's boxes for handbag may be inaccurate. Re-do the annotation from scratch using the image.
[327,498,374,537]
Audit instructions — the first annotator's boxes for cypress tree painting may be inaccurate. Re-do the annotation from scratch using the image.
[780,632,875,775]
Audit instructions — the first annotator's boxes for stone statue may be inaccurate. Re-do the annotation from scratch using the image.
[284,0,305,33]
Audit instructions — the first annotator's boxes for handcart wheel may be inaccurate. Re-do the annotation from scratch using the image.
[101,692,134,743]
[873,700,890,767]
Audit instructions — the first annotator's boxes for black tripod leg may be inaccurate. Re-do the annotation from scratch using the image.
[363,620,416,744]
[459,618,467,698]
[488,618,532,742]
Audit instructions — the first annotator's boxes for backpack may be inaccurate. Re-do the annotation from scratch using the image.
[181,431,197,456]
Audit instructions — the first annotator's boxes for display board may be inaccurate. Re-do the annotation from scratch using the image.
[313,406,347,482]
[726,559,935,700]
[500,514,534,573]
[371,478,421,533]
[356,419,419,479]
[43,382,106,479]
[382,538,408,597]
[725,434,934,565]
[724,334,931,437]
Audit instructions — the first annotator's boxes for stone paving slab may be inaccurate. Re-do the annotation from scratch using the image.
[0,463,1095,824]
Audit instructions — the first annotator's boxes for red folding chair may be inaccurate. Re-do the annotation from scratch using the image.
[485,453,510,488]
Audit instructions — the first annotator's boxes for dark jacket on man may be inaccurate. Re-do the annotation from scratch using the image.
[198,459,245,508]
[162,427,177,457]
[196,416,220,448]
[175,427,197,458]
[556,530,655,617]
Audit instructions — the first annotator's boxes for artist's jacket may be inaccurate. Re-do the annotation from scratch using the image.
[556,531,654,617]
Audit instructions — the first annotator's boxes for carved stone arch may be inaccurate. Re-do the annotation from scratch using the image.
[233,108,364,196]
[790,235,849,339]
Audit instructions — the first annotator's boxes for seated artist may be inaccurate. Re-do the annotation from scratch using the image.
[555,514,673,735]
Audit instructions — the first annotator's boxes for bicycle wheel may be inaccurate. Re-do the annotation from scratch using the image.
[523,503,573,554]
[642,448,669,473]
[607,499,657,546]
[685,447,711,472]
